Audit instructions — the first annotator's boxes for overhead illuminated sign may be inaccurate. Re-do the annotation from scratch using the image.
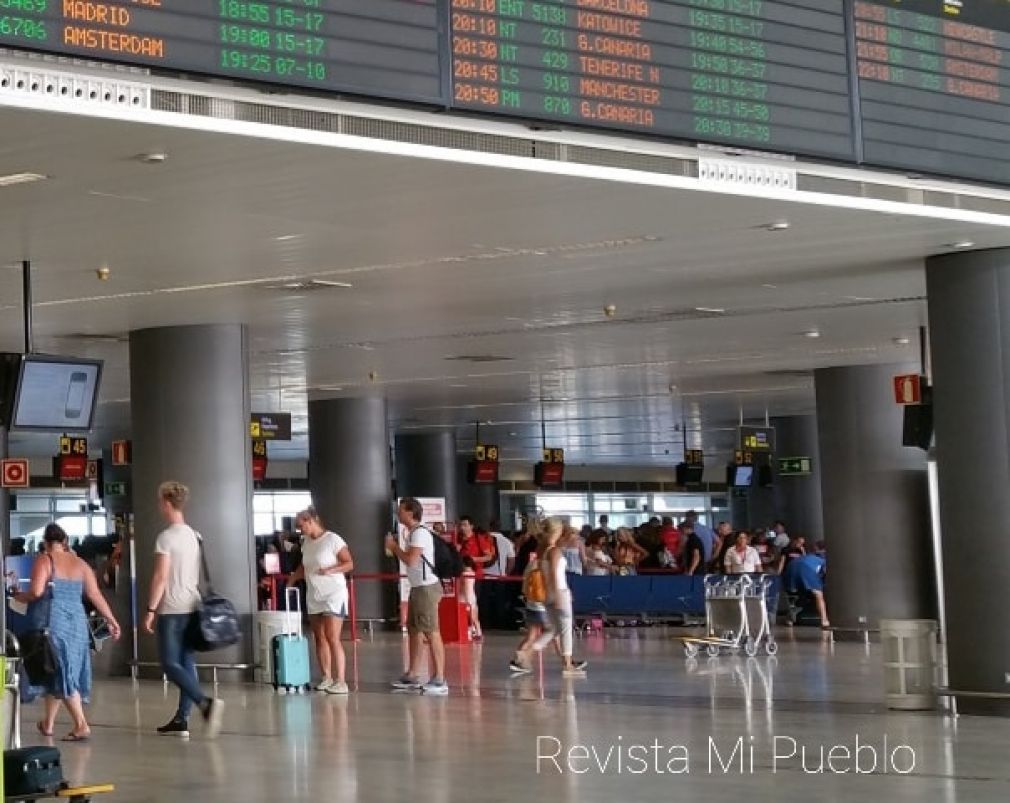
[738,425,775,453]
[250,413,292,441]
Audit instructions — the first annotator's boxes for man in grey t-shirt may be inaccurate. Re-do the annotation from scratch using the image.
[144,481,224,739]
[385,497,447,695]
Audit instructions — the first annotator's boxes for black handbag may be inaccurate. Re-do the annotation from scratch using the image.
[190,534,241,652]
[20,556,57,685]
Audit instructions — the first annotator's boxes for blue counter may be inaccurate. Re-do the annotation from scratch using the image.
[569,574,779,617]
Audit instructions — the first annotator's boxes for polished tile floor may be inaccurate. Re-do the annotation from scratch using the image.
[21,628,1010,802]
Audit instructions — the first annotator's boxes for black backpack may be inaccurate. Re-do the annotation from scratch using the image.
[420,527,463,581]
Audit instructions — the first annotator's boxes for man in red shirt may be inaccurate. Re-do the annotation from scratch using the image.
[457,516,492,579]
[659,516,681,563]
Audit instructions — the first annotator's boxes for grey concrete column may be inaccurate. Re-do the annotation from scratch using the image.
[308,397,391,620]
[814,364,932,629]
[394,432,459,524]
[772,415,824,543]
[130,325,255,672]
[927,248,1010,713]
[456,455,501,530]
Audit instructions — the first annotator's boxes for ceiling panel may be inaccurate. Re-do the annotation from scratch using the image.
[0,104,1001,462]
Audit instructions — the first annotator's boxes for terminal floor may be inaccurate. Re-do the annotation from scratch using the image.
[27,629,1010,802]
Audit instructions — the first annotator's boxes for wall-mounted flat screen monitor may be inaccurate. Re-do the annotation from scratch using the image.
[732,466,754,488]
[11,355,103,432]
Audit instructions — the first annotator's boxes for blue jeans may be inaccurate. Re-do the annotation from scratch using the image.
[157,613,206,720]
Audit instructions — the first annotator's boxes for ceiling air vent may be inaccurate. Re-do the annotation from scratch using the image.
[444,355,515,364]
[57,332,129,343]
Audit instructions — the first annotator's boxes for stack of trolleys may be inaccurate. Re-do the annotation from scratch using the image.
[681,575,778,658]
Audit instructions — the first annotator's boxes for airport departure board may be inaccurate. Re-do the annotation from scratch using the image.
[0,0,443,103]
[449,0,856,159]
[3,1,1010,187]
[854,0,1010,185]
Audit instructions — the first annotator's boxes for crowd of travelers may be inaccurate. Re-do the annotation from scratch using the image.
[8,487,828,739]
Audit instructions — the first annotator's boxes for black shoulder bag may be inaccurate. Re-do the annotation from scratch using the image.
[190,533,241,652]
[20,555,58,685]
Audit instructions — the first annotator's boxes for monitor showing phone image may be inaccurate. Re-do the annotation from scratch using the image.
[11,355,103,432]
[733,465,754,487]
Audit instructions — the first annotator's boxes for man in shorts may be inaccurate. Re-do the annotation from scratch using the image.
[385,498,448,695]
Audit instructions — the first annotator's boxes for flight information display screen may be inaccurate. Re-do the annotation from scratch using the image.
[3,1,1010,186]
[449,0,856,160]
[854,0,1010,184]
[0,0,444,103]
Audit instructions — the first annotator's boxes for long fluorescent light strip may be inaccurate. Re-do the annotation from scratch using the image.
[0,172,45,187]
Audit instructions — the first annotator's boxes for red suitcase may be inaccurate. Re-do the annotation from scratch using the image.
[438,594,472,644]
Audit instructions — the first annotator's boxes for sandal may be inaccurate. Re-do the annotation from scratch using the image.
[61,732,91,742]
[36,722,53,738]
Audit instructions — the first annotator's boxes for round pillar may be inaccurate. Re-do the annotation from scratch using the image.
[456,455,501,530]
[394,432,459,524]
[927,247,1010,713]
[130,324,255,671]
[814,364,933,630]
[308,397,391,620]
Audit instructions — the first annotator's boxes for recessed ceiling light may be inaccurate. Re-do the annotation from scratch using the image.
[136,152,167,164]
[310,279,353,288]
[274,234,301,242]
[761,283,778,290]
[0,172,47,187]
[803,329,821,339]
[893,337,911,346]
[508,431,518,437]
[765,220,790,232]
[949,240,975,249]
[695,306,726,314]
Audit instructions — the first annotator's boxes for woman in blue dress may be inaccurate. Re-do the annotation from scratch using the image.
[14,524,121,741]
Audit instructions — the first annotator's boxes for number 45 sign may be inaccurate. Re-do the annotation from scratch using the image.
[59,435,87,456]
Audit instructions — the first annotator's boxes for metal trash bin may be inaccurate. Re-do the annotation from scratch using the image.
[881,618,937,710]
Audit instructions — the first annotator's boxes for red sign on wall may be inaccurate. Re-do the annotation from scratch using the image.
[55,455,88,482]
[111,440,132,466]
[1,459,29,488]
[252,456,268,482]
[893,374,923,405]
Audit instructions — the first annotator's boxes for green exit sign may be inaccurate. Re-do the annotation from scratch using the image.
[778,457,812,476]
[104,481,127,497]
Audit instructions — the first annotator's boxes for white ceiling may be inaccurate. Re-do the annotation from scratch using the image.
[0,97,1007,464]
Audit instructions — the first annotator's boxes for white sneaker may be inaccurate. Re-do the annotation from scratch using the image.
[315,678,335,692]
[326,681,350,695]
[421,679,449,696]
[202,698,225,739]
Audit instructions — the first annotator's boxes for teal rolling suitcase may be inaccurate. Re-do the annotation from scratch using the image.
[273,587,311,694]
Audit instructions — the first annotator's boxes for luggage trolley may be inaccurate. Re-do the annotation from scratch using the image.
[681,575,778,658]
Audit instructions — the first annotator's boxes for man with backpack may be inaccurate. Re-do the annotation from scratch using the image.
[385,497,452,695]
